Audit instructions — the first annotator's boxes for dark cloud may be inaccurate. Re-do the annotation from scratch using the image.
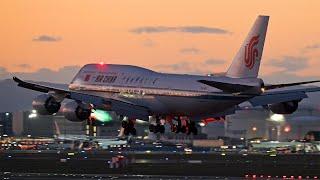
[305,43,320,50]
[0,65,80,84]
[32,35,61,42]
[204,58,226,65]
[16,64,31,69]
[266,56,309,72]
[142,39,156,47]
[130,26,229,34]
[180,48,200,54]
[155,61,192,71]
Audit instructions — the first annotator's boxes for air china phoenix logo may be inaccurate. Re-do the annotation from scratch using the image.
[244,35,260,69]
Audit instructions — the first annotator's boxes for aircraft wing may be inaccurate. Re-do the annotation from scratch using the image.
[248,87,320,106]
[13,77,150,120]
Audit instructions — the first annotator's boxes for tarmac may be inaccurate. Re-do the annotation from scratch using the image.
[0,150,320,178]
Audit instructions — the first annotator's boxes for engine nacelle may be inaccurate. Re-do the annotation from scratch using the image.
[62,101,92,122]
[269,100,299,114]
[32,94,61,115]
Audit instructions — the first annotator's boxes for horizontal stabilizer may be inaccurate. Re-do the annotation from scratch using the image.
[198,80,254,93]
[264,80,320,90]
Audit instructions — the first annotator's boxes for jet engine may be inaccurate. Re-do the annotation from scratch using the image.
[32,94,61,115]
[62,101,92,122]
[268,100,299,114]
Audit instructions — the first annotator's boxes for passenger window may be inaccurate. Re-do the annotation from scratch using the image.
[95,75,104,82]
[153,78,158,84]
[112,76,117,83]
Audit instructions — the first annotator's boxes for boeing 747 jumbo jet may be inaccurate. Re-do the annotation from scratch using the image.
[13,15,320,136]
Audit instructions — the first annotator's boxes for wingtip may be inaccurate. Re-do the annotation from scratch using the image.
[12,76,22,83]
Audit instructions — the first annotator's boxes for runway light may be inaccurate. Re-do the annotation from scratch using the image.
[284,126,291,133]
[199,122,206,127]
[252,126,257,131]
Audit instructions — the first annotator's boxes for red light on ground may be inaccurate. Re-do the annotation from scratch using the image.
[284,126,291,133]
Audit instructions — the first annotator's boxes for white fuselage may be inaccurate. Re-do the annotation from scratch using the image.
[68,64,259,119]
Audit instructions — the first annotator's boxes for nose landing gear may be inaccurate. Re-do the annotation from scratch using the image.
[121,118,137,136]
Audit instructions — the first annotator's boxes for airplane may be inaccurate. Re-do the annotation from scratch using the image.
[13,15,320,136]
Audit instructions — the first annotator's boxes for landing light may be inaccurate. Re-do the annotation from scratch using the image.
[199,122,206,127]
[270,114,285,122]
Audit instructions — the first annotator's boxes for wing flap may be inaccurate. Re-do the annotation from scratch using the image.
[264,80,320,90]
[249,92,307,106]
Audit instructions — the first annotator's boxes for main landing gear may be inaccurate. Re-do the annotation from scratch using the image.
[170,116,198,135]
[149,116,165,134]
[149,116,198,135]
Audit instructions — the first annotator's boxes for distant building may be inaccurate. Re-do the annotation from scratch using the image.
[222,107,320,141]
[0,112,13,136]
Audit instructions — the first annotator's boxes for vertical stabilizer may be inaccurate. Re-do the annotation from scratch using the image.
[226,15,269,78]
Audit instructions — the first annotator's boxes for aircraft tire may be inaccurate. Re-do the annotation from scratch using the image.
[130,128,137,136]
[159,125,165,134]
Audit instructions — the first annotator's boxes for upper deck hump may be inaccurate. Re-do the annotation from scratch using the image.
[80,63,156,74]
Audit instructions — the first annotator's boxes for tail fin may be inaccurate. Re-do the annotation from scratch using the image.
[226,15,269,78]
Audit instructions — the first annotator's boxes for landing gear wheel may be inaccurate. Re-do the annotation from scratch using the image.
[130,128,137,136]
[124,127,130,136]
[121,121,128,128]
[122,119,137,136]
[189,121,198,135]
[180,126,187,133]
[159,125,165,134]
[149,124,155,133]
[192,128,198,135]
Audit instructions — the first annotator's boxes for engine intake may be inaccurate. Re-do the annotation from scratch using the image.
[269,100,299,114]
[62,101,92,122]
[32,94,61,115]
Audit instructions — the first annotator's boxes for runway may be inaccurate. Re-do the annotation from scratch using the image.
[0,150,319,178]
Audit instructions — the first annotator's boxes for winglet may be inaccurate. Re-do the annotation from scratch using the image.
[13,76,23,83]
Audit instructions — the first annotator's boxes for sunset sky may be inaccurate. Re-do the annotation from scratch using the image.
[1,0,320,83]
